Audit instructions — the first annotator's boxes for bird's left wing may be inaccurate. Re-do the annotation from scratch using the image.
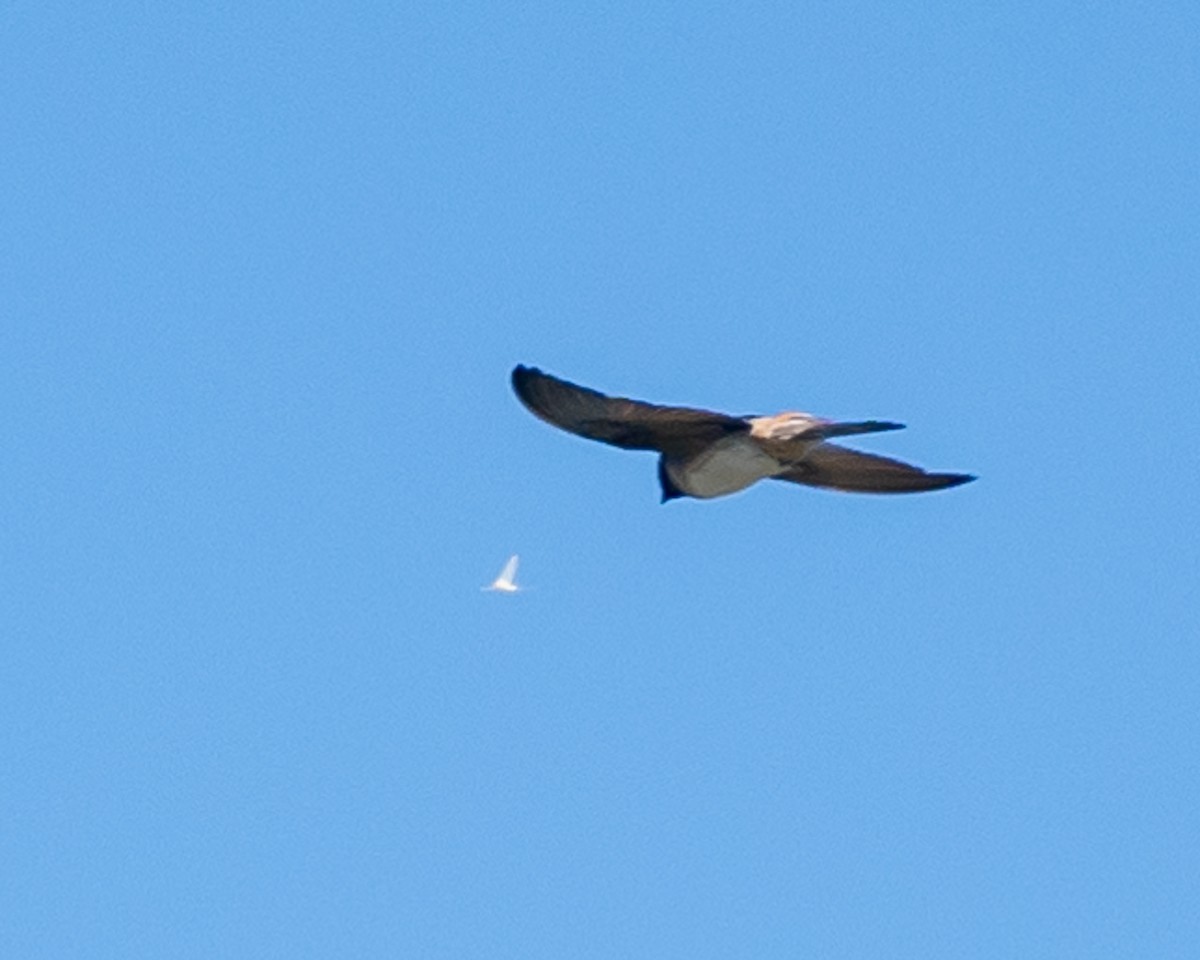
[512,365,747,457]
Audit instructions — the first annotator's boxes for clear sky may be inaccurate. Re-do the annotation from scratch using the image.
[2,3,1198,957]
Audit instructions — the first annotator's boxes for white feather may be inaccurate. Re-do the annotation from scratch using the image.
[483,555,521,592]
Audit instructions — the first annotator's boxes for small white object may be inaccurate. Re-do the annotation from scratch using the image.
[483,554,521,593]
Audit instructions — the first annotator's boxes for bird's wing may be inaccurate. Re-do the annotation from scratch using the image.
[774,442,975,494]
[512,365,748,457]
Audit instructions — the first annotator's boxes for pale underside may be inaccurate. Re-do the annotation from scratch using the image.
[663,433,801,499]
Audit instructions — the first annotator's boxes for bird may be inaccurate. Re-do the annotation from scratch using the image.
[483,554,521,592]
[511,365,975,503]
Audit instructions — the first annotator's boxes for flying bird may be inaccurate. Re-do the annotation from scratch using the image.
[511,365,974,502]
[483,554,521,592]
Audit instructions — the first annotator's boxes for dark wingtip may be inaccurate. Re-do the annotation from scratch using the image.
[940,473,977,489]
[511,364,542,401]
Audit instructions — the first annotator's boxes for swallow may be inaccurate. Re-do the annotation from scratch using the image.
[511,365,975,502]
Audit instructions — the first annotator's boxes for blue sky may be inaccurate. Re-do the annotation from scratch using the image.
[2,3,1198,957]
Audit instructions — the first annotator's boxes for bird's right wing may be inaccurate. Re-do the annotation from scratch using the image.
[512,365,748,457]
[775,443,975,494]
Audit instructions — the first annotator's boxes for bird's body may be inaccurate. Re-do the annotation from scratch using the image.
[661,432,785,499]
[511,365,975,502]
